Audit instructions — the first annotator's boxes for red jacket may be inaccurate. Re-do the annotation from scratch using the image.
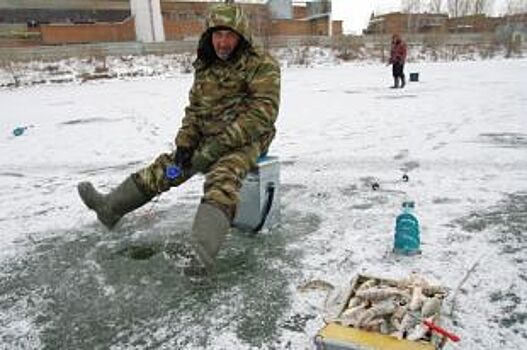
[390,38,407,64]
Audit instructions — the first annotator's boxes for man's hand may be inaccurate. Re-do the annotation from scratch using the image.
[174,147,193,167]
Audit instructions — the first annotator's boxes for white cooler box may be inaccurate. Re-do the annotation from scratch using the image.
[232,156,280,232]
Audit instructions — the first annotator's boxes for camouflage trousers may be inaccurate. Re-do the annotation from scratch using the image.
[133,142,262,219]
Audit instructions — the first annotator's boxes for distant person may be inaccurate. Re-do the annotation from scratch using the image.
[388,34,407,88]
[76,3,281,276]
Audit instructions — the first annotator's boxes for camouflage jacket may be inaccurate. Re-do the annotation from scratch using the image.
[175,4,281,165]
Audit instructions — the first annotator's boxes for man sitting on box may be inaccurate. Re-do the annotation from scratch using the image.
[77,3,281,276]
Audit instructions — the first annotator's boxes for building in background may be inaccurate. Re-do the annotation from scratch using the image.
[131,0,164,42]
[0,0,134,46]
[269,0,292,19]
[162,0,341,38]
[447,14,502,33]
[0,0,342,46]
[363,11,525,35]
[364,12,448,35]
[275,0,341,37]
[0,0,130,24]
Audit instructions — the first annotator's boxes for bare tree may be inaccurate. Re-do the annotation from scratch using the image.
[401,0,423,13]
[502,0,527,57]
[429,0,445,13]
[401,0,425,34]
[472,0,495,15]
[504,0,527,14]
[447,0,460,17]
[447,0,472,17]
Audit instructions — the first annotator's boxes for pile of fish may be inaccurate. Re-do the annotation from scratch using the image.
[335,274,446,341]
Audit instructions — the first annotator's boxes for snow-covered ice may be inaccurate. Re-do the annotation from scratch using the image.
[1,57,526,349]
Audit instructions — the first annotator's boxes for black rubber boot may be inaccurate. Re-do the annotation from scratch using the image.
[391,77,400,89]
[400,74,406,88]
[184,202,230,276]
[77,176,152,229]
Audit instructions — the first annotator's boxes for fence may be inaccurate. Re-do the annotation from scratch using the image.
[0,35,337,62]
[40,18,135,44]
[0,33,523,63]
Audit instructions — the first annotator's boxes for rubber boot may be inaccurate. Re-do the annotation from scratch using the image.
[391,77,399,89]
[185,202,230,276]
[400,74,406,88]
[77,176,151,229]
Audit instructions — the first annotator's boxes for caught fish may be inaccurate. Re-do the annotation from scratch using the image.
[355,279,377,294]
[357,296,398,327]
[362,318,385,332]
[393,312,418,340]
[298,279,334,293]
[390,304,407,330]
[347,296,362,308]
[409,286,424,311]
[421,296,442,318]
[340,303,368,327]
[407,319,432,341]
[379,319,391,334]
[334,273,448,344]
[356,286,411,302]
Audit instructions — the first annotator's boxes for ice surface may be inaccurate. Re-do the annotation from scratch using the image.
[1,56,526,349]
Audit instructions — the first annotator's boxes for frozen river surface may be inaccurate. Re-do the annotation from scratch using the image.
[1,59,526,349]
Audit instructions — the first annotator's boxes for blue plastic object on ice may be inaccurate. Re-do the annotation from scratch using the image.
[165,165,182,180]
[13,126,28,136]
[393,201,421,255]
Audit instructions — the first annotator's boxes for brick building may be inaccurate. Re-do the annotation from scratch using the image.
[293,4,308,19]
[364,12,448,35]
[363,11,514,35]
[0,0,342,46]
[0,0,130,24]
[447,14,502,33]
[161,1,271,39]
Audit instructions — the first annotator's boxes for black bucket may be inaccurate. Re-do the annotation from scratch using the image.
[410,73,419,82]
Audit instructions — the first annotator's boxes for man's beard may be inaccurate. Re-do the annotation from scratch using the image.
[216,44,239,61]
[217,52,231,60]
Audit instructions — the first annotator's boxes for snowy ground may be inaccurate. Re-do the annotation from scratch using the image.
[1,58,526,349]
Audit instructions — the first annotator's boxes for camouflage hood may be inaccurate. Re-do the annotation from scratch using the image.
[206,3,252,45]
[196,4,253,65]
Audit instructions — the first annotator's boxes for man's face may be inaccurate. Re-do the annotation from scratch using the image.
[212,29,240,61]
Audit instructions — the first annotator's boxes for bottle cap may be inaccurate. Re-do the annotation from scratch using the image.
[402,201,415,208]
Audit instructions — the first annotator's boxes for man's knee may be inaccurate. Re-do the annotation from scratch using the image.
[202,149,259,219]
[203,183,238,219]
[203,169,243,221]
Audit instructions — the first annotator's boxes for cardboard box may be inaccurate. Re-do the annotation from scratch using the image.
[315,274,447,350]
